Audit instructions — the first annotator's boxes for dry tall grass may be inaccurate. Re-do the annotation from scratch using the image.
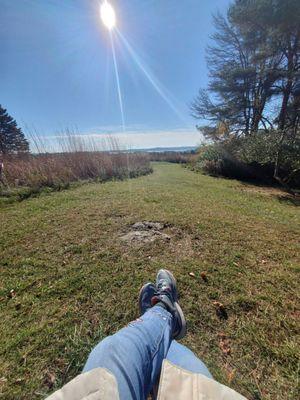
[0,133,152,197]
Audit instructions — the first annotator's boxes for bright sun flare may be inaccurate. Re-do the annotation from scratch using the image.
[100,1,116,30]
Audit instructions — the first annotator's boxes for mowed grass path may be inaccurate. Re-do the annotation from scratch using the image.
[0,163,299,400]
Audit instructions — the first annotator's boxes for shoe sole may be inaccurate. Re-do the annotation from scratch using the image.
[174,301,187,339]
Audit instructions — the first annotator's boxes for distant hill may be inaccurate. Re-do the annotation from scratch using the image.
[129,146,197,153]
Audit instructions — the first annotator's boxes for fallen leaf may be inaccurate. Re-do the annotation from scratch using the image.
[44,372,56,389]
[218,332,231,356]
[0,377,7,386]
[220,341,231,355]
[213,301,228,320]
[227,369,235,383]
[200,271,208,282]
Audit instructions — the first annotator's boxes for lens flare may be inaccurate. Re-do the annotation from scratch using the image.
[110,33,125,131]
[116,29,189,126]
[100,1,116,30]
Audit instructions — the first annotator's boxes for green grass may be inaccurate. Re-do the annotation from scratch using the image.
[0,163,299,400]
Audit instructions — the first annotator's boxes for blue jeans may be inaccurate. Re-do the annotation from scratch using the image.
[83,306,212,400]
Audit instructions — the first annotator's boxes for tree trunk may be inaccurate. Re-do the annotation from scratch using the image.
[278,36,297,130]
[278,83,293,130]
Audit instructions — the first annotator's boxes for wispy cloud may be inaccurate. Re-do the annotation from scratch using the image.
[44,127,203,150]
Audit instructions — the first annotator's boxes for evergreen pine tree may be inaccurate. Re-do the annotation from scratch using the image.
[0,105,29,155]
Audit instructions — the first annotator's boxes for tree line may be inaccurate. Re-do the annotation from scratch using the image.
[192,0,300,190]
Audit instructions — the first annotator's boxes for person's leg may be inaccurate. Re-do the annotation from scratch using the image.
[83,305,173,400]
[166,340,213,379]
[83,270,187,400]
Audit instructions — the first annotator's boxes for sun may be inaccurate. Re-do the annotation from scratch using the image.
[100,1,116,30]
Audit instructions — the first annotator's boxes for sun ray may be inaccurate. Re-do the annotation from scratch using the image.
[109,31,125,131]
[116,29,190,127]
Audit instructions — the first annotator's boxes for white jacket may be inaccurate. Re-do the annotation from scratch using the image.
[46,359,247,400]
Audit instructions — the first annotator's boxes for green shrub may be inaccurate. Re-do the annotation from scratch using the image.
[192,130,300,189]
[237,130,300,187]
[194,144,258,181]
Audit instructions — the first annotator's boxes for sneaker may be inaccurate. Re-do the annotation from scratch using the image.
[151,269,187,339]
[138,282,156,315]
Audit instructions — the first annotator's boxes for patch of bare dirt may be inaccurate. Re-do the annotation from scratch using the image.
[132,221,165,231]
[120,221,171,245]
[120,222,203,256]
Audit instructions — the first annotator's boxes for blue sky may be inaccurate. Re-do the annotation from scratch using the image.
[1,0,231,149]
